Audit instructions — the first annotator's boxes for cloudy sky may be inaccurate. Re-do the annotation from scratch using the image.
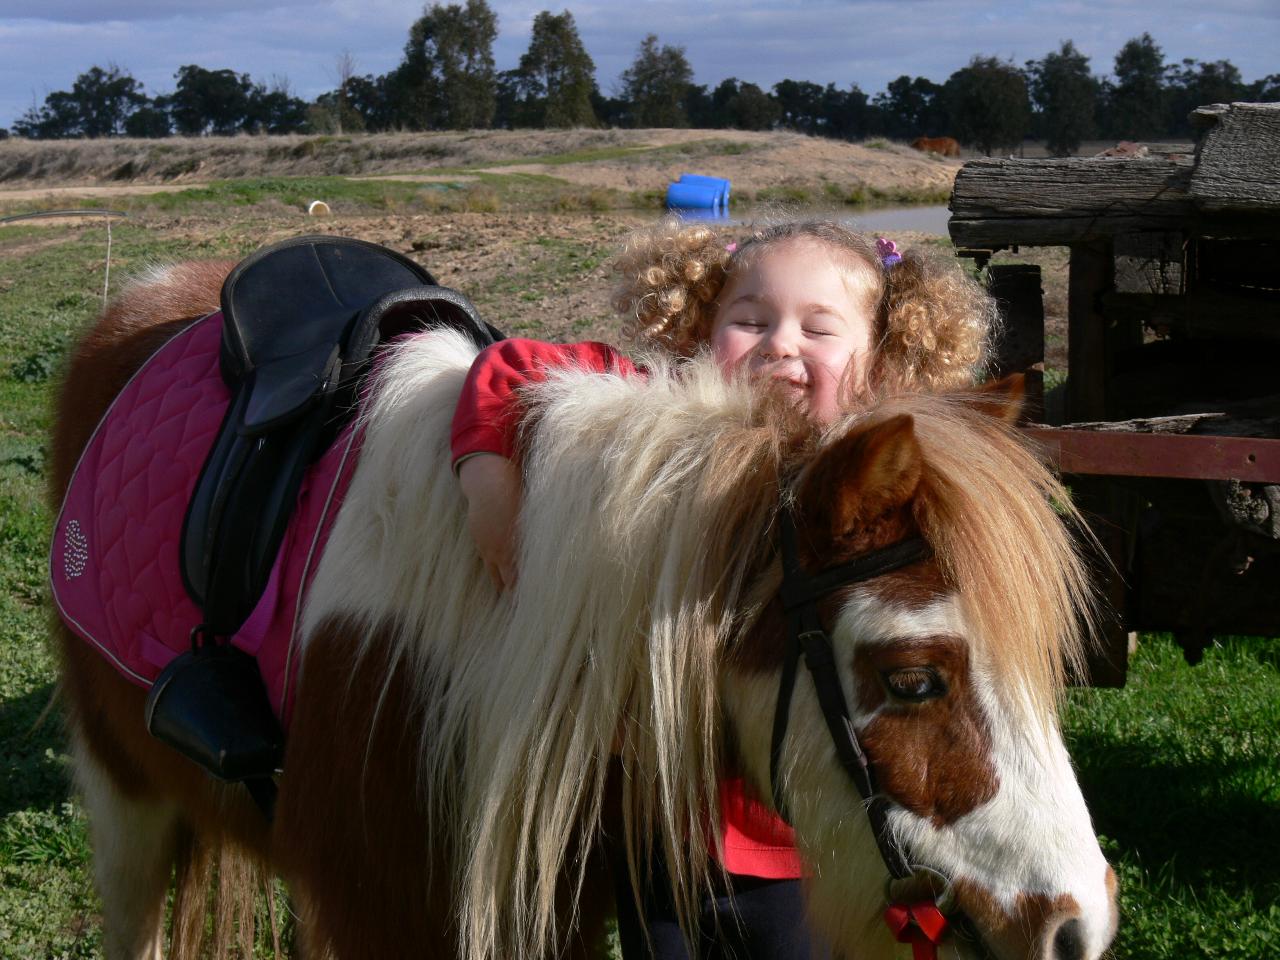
[1,0,1275,129]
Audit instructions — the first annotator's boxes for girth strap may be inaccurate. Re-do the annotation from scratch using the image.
[769,512,933,881]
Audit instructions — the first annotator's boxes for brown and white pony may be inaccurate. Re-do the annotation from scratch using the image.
[52,262,1117,960]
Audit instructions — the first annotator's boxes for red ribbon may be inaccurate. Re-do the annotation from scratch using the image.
[884,901,949,960]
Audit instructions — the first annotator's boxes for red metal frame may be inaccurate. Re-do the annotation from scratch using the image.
[1023,428,1280,484]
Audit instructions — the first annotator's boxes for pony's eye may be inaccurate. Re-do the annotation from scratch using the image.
[883,668,946,702]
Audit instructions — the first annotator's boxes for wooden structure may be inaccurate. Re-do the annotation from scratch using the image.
[950,102,1280,684]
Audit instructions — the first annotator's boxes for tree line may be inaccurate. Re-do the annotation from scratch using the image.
[9,1,1279,156]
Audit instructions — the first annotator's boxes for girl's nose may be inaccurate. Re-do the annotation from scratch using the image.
[759,324,798,359]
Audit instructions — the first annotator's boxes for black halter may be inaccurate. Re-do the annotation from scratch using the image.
[768,510,933,881]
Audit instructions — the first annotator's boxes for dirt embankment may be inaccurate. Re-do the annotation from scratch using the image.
[0,128,959,199]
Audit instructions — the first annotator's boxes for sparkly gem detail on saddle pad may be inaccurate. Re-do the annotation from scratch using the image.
[63,519,89,579]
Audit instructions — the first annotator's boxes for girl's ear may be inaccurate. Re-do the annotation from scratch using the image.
[965,373,1025,424]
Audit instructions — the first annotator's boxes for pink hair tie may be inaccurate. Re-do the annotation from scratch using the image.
[725,242,738,254]
[876,237,902,268]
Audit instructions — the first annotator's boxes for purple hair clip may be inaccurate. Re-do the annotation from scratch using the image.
[876,237,902,268]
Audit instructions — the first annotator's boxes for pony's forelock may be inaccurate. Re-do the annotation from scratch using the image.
[837,394,1096,725]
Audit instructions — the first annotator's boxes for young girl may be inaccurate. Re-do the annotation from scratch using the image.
[449,217,996,958]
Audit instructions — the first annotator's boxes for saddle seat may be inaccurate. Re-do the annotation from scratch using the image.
[146,235,500,798]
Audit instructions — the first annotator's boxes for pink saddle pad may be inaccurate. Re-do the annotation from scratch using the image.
[50,312,360,727]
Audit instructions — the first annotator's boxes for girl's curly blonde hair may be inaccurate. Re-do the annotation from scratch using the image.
[612,216,998,394]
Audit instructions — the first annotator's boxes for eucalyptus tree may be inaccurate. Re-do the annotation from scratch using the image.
[399,0,499,129]
[1027,41,1098,156]
[619,34,694,128]
[514,10,597,127]
[945,56,1031,156]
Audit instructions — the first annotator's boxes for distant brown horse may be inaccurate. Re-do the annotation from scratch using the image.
[52,262,1119,959]
[911,136,962,157]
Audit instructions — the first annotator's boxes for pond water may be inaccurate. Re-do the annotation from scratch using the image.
[842,205,951,236]
[676,205,953,237]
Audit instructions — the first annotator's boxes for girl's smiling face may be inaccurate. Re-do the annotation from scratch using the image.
[710,238,878,425]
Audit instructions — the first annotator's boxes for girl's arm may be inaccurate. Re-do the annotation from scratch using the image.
[457,453,522,591]
[451,338,637,590]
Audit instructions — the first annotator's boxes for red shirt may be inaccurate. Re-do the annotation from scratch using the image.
[450,339,802,879]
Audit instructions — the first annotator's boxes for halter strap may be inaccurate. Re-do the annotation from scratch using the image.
[769,511,933,881]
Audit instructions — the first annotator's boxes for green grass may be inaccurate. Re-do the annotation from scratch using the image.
[1064,636,1280,959]
[1,233,97,958]
[0,172,647,220]
[0,223,257,957]
[1,217,1277,958]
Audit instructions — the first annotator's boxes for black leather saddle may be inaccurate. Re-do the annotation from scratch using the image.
[145,235,501,807]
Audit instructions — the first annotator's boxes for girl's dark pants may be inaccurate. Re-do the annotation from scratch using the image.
[612,844,830,960]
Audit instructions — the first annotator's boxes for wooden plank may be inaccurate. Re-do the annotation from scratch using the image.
[949,156,1193,221]
[1066,241,1113,422]
[1100,291,1280,339]
[1024,428,1280,483]
[1189,103,1280,212]
[949,214,1190,247]
[1059,409,1280,437]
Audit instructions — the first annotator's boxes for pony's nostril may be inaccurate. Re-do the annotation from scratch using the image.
[1052,917,1086,960]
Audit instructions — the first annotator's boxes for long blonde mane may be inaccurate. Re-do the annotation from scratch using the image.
[301,331,1093,960]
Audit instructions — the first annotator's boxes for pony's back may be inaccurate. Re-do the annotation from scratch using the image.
[50,262,232,499]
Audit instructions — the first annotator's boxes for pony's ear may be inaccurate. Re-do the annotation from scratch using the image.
[797,413,923,554]
[966,374,1025,423]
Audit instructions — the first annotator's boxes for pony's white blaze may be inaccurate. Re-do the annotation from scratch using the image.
[892,652,1115,958]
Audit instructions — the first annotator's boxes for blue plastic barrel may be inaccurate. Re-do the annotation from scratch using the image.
[665,181,722,212]
[677,174,731,211]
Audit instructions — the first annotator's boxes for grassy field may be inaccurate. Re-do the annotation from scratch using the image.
[1,193,1277,958]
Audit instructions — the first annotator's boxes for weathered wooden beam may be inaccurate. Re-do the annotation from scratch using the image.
[951,212,1280,247]
[1100,291,1280,339]
[1066,240,1113,422]
[1190,103,1280,212]
[1049,409,1280,437]
[949,156,1193,223]
[949,214,1189,247]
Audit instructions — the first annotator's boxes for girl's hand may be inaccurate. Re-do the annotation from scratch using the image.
[457,453,522,592]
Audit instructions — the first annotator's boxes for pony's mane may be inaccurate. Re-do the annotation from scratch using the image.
[302,333,1093,960]
[305,334,796,959]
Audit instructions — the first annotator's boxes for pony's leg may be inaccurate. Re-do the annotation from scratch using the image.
[72,734,180,960]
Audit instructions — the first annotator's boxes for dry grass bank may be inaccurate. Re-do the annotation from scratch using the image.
[0,128,959,199]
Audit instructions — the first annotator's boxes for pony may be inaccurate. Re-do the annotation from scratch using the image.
[50,260,1118,960]
[910,137,962,158]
